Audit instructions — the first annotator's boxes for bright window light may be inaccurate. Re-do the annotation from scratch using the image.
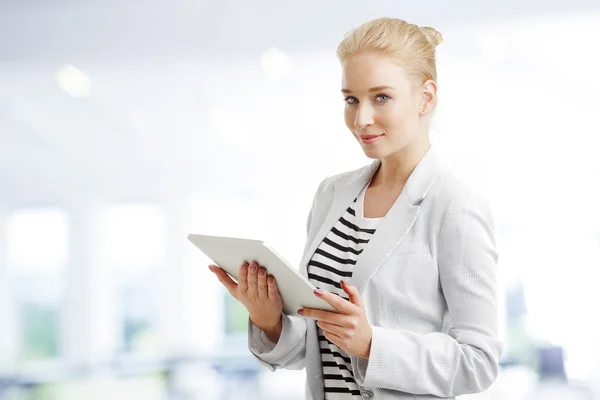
[6,208,69,277]
[99,204,165,275]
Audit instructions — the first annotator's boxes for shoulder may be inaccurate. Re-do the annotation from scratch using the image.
[317,163,374,192]
[314,163,372,195]
[426,172,494,226]
[429,172,481,205]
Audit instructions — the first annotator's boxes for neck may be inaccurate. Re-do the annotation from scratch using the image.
[373,139,431,189]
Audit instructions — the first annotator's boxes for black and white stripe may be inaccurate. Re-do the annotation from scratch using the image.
[307,187,382,399]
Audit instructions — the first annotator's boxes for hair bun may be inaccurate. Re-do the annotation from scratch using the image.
[420,26,443,47]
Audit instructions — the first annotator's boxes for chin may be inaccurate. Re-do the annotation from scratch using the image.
[361,147,386,160]
[357,136,410,160]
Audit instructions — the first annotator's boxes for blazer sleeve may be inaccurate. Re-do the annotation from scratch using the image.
[247,178,328,371]
[351,194,503,397]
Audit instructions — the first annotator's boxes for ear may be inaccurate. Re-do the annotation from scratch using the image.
[419,79,437,116]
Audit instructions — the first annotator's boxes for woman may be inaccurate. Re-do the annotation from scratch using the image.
[209,17,502,400]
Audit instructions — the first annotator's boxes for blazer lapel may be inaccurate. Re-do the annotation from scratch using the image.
[349,149,444,294]
[349,188,419,294]
[300,148,444,295]
[299,160,381,278]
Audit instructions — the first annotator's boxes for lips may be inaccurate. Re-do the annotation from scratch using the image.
[359,135,382,140]
[358,134,383,145]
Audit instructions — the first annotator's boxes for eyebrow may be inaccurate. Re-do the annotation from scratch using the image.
[341,85,395,94]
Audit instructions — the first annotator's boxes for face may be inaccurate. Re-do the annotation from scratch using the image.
[341,50,436,160]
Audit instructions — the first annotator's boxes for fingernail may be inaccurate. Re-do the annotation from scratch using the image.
[297,309,304,315]
[314,289,323,297]
[250,264,257,271]
[208,265,215,272]
[259,268,265,276]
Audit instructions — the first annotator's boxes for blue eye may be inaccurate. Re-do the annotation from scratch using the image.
[375,94,391,102]
[344,96,358,105]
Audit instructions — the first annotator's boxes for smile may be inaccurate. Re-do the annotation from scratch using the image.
[359,134,383,144]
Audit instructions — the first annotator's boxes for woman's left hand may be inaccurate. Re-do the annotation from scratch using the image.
[298,280,372,359]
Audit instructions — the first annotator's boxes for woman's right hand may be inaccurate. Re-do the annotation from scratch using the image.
[209,261,283,333]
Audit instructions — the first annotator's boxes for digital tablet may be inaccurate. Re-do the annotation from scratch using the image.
[187,234,337,316]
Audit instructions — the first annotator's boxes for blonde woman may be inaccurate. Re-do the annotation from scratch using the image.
[210,17,502,400]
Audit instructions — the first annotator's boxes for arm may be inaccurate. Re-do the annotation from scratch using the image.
[248,313,308,371]
[248,178,328,371]
[351,195,503,397]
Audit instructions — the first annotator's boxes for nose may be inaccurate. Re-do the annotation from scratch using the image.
[354,104,375,129]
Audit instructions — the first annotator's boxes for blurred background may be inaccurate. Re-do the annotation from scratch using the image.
[1,0,599,399]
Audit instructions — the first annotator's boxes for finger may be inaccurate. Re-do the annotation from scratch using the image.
[257,267,268,298]
[237,262,249,292]
[209,265,238,293]
[247,261,259,296]
[341,280,364,309]
[322,329,344,348]
[317,320,348,338]
[300,308,347,326]
[314,288,357,314]
[267,275,280,301]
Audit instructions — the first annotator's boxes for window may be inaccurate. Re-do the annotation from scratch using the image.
[7,207,68,361]
[7,208,68,276]
[186,195,270,338]
[99,203,165,353]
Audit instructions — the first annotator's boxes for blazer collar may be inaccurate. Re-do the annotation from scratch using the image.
[300,147,444,295]
[334,147,443,206]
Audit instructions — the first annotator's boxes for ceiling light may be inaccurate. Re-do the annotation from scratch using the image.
[261,47,292,82]
[55,64,92,97]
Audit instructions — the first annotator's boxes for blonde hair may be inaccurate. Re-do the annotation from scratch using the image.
[336,17,443,84]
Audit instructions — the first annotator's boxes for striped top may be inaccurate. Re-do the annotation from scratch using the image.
[307,182,382,399]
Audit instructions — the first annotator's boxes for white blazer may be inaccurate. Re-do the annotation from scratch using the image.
[248,149,503,399]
